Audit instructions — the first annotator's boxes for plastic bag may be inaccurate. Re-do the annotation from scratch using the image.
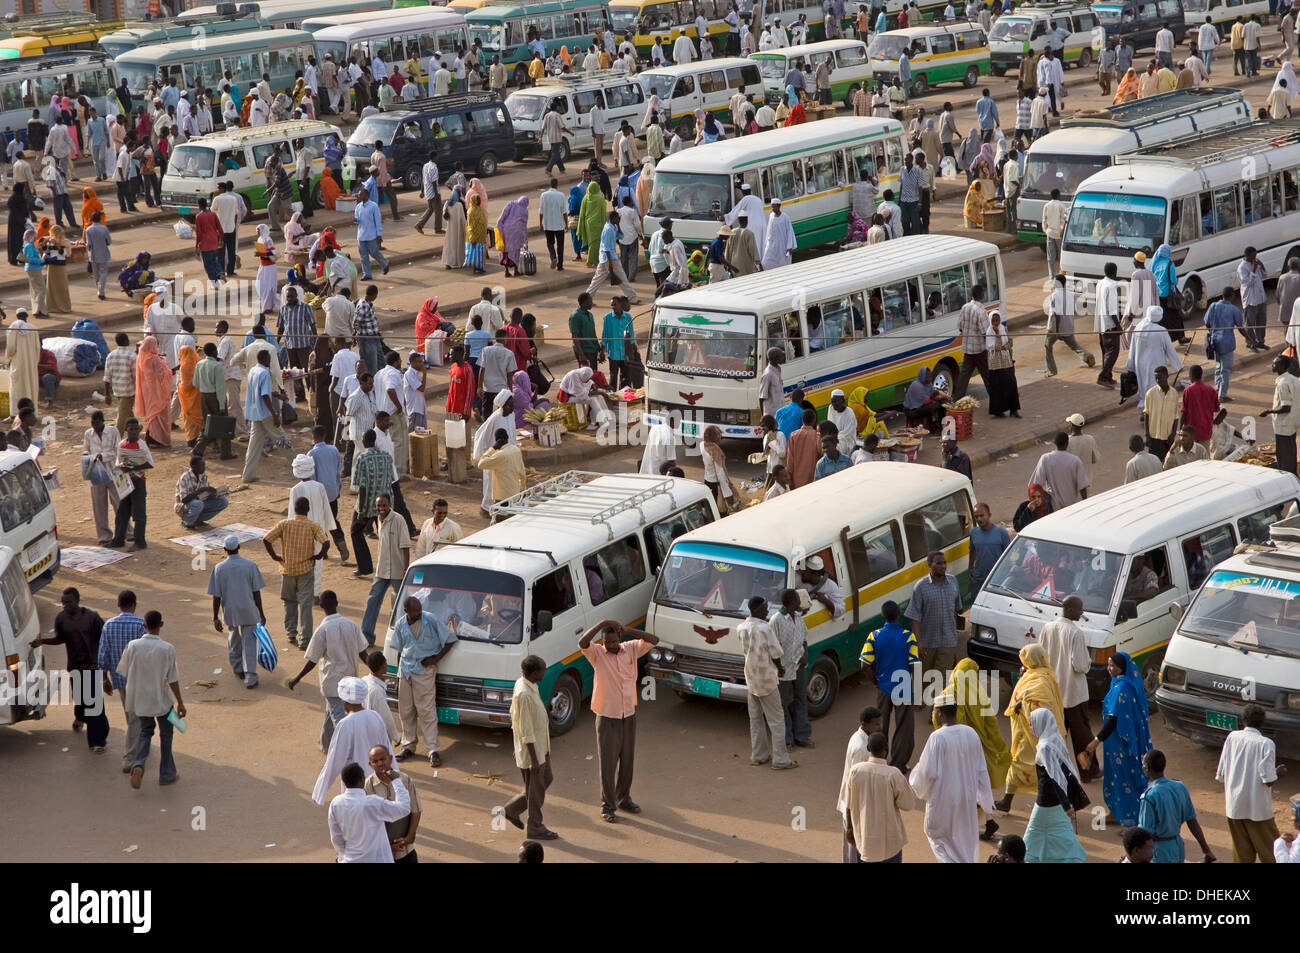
[255,623,278,672]
[173,221,194,240]
[939,156,957,179]
[89,459,112,486]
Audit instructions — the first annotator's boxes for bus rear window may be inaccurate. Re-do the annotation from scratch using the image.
[0,461,50,533]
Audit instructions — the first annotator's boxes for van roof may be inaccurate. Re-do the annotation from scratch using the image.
[376,91,503,119]
[655,235,998,314]
[113,27,311,59]
[640,56,755,79]
[409,472,715,577]
[1060,87,1248,130]
[522,69,638,91]
[0,449,39,471]
[1016,461,1300,552]
[652,116,902,174]
[750,38,867,57]
[669,462,971,555]
[180,119,341,148]
[877,23,986,38]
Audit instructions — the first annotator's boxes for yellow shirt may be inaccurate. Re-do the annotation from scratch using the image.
[510,676,550,769]
[264,515,329,576]
[528,58,545,80]
[477,443,526,500]
[1144,384,1181,444]
[1231,22,1244,49]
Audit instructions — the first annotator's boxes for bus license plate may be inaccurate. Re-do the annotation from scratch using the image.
[177,207,191,215]
[680,420,700,436]
[437,707,460,725]
[693,676,721,698]
[1206,710,1238,731]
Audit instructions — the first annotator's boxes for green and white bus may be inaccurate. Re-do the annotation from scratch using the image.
[749,37,873,108]
[305,8,469,84]
[112,29,315,99]
[466,0,612,86]
[868,22,990,97]
[645,116,906,249]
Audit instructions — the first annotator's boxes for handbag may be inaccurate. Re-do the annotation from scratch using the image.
[203,414,236,439]
[280,400,299,424]
[528,357,554,396]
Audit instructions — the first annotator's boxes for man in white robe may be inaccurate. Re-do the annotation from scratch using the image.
[1125,251,1158,344]
[4,309,40,411]
[639,420,678,474]
[1126,306,1183,411]
[761,200,797,271]
[289,454,338,597]
[472,390,518,514]
[826,389,857,453]
[725,183,767,256]
[672,32,696,64]
[144,282,183,371]
[312,677,396,805]
[908,694,993,863]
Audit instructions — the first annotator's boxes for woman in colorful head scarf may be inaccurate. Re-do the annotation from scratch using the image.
[1083,651,1152,827]
[118,251,154,296]
[846,386,889,440]
[934,657,1012,834]
[177,345,204,445]
[495,195,530,277]
[80,186,105,234]
[134,335,173,447]
[577,179,607,268]
[994,642,1065,814]
[414,298,443,352]
[464,192,488,274]
[1114,68,1140,104]
[1022,706,1089,863]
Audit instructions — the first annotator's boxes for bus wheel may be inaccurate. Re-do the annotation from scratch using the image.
[310,182,324,207]
[1139,651,1163,707]
[1179,277,1202,317]
[990,64,1006,77]
[548,672,582,736]
[1076,48,1093,70]
[910,74,928,98]
[962,66,979,88]
[512,63,529,87]
[806,654,840,719]
[477,151,499,177]
[844,83,860,110]
[930,358,959,397]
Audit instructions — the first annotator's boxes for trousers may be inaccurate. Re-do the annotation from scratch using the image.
[747,690,791,766]
[504,754,554,837]
[416,197,443,232]
[398,665,440,752]
[117,694,142,771]
[1044,332,1093,375]
[1214,351,1235,399]
[584,257,640,302]
[111,475,146,545]
[194,390,231,458]
[90,482,113,543]
[131,714,177,783]
[227,623,259,685]
[954,350,989,400]
[1098,330,1121,384]
[779,669,812,746]
[875,687,917,771]
[281,570,314,643]
[595,712,636,812]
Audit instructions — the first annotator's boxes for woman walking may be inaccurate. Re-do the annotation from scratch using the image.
[986,311,1021,418]
[495,195,530,277]
[254,223,278,315]
[578,180,607,268]
[1084,652,1152,828]
[43,225,73,314]
[134,335,174,448]
[1023,707,1089,863]
[465,192,488,274]
[441,187,466,269]
[994,643,1065,814]
[177,344,203,447]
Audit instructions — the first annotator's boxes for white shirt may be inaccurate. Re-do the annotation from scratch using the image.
[1197,22,1219,51]
[1216,726,1278,821]
[363,672,399,744]
[328,777,410,863]
[837,727,872,818]
[1041,199,1067,240]
[590,104,605,135]
[217,335,240,381]
[313,708,395,805]
[672,34,696,64]
[85,425,121,460]
[1094,276,1120,333]
[303,612,365,697]
[1155,28,1174,53]
[329,349,361,396]
[468,299,505,333]
[345,387,377,441]
[373,365,405,415]
[403,365,427,416]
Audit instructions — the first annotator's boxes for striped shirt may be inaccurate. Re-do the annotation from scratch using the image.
[352,298,380,340]
[103,346,136,395]
[97,611,145,691]
[277,301,317,351]
[904,574,962,649]
[352,448,394,519]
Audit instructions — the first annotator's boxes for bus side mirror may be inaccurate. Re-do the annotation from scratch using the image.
[1116,599,1138,623]
[535,610,553,634]
[1168,602,1184,621]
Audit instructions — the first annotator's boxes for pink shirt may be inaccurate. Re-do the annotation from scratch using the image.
[581,639,652,719]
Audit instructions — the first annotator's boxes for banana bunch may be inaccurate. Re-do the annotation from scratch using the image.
[944,397,979,412]
[450,328,467,345]
[524,407,569,423]
[303,293,328,308]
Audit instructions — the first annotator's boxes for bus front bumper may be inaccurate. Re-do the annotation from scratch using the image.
[644,406,763,441]
[647,664,749,702]
[967,639,1111,698]
[1156,687,1300,760]
[160,191,206,214]
[990,53,1024,69]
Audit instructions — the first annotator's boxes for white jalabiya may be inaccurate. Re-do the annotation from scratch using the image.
[725,193,767,254]
[255,223,278,314]
[761,210,797,270]
[328,777,409,863]
[827,401,857,454]
[639,421,677,474]
[311,708,395,805]
[1125,306,1183,411]
[908,722,994,863]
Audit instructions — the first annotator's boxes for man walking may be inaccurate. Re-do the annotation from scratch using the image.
[904,551,962,675]
[242,350,292,483]
[579,619,658,822]
[208,535,267,689]
[1138,749,1216,863]
[539,177,569,270]
[1045,273,1095,376]
[504,655,560,840]
[858,600,920,771]
[286,589,367,751]
[391,595,457,768]
[954,285,990,400]
[360,493,411,645]
[85,212,113,300]
[1030,431,1090,507]
[118,610,186,790]
[35,588,107,752]
[355,189,390,280]
[737,596,795,770]
[263,497,330,650]
[1041,188,1067,280]
[975,87,998,142]
[193,342,233,460]
[909,694,994,863]
[1216,704,1281,862]
[585,210,641,303]
[1204,287,1246,400]
[1038,595,1096,779]
[97,590,145,774]
[898,151,924,236]
[414,149,443,235]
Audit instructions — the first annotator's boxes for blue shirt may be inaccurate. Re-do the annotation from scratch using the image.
[87,115,108,146]
[601,311,635,361]
[464,327,493,359]
[355,200,383,242]
[775,401,804,440]
[245,364,272,422]
[815,452,851,480]
[858,621,919,698]
[161,86,180,110]
[389,610,457,679]
[976,95,999,130]
[1137,776,1197,863]
[97,611,145,691]
[1204,299,1244,355]
[309,441,343,502]
[970,523,1011,586]
[708,235,727,264]
[598,221,619,263]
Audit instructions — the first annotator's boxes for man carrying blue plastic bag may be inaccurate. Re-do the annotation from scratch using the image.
[208,535,268,689]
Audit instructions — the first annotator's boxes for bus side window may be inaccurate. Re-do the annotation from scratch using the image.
[644,503,714,574]
[920,271,945,320]
[884,136,904,175]
[940,264,971,314]
[1238,503,1290,544]
[1214,184,1240,232]
[1284,170,1299,212]
[782,310,804,358]
[1199,191,1215,234]
[1250,177,1272,221]
[807,151,837,193]
[974,257,1000,302]
[1170,195,1199,245]
[865,288,883,335]
[765,313,793,362]
[532,566,577,629]
[848,521,905,587]
[877,279,916,332]
[584,535,647,605]
[902,491,972,564]
[1271,174,1283,217]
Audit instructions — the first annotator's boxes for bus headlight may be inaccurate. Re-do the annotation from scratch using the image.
[974,626,997,643]
[662,649,675,664]
[648,648,663,662]
[1282,692,1300,710]
[1160,665,1186,689]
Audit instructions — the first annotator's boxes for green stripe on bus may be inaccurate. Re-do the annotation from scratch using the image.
[734,129,891,170]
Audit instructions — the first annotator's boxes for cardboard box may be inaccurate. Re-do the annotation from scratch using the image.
[409,432,439,478]
[537,420,563,448]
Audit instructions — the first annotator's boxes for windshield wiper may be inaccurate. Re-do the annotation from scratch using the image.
[981,582,1021,600]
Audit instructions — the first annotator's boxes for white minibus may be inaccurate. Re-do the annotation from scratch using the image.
[748,37,873,108]
[1158,514,1300,759]
[305,8,469,83]
[645,116,906,250]
[646,463,974,717]
[0,545,46,727]
[506,70,646,165]
[988,3,1103,76]
[635,56,764,138]
[380,472,717,735]
[644,235,1005,441]
[1061,119,1300,314]
[868,23,990,97]
[969,461,1300,702]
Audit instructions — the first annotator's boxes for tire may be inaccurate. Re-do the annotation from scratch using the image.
[402,164,420,191]
[310,181,323,207]
[930,358,959,396]
[1077,48,1092,69]
[962,66,979,88]
[991,64,1006,77]
[477,151,499,177]
[558,138,571,165]
[547,671,582,736]
[1139,650,1163,708]
[512,63,528,88]
[805,653,841,719]
[844,82,860,110]
[910,73,928,98]
[1179,276,1201,317]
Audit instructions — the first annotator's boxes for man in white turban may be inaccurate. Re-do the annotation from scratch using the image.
[558,366,610,433]
[826,388,857,454]
[472,390,517,517]
[290,454,337,598]
[725,182,767,255]
[313,676,395,805]
[761,199,798,271]
[1126,306,1183,411]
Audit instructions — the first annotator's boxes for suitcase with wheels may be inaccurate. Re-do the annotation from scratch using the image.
[519,249,537,276]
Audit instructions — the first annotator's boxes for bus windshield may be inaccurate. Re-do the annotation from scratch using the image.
[868,34,912,60]
[989,19,1030,41]
[0,460,50,533]
[649,171,732,220]
[167,145,217,178]
[1179,570,1300,659]
[1093,6,1125,24]
[504,92,546,120]
[649,308,757,377]
[653,542,787,619]
[751,55,788,79]
[1022,152,1109,200]
[396,564,526,645]
[315,39,347,63]
[350,116,401,150]
[983,537,1123,615]
[469,24,504,50]
[609,6,639,32]
[1063,191,1166,254]
[117,62,160,94]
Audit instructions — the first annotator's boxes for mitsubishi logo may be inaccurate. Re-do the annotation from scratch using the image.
[1025,627,1036,640]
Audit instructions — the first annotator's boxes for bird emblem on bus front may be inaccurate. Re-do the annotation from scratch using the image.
[679,391,703,405]
[694,624,728,645]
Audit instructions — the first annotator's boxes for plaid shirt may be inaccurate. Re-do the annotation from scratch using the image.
[277,301,317,351]
[97,611,145,691]
[104,346,136,395]
[352,298,379,341]
[264,515,329,576]
[174,468,209,515]
[904,574,962,650]
[352,447,394,519]
[958,301,990,355]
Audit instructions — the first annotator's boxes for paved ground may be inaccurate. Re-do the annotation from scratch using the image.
[2,33,1299,863]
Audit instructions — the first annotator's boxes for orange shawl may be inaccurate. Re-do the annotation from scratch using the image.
[177,345,203,442]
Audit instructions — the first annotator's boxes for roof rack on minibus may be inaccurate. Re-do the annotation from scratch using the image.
[489,470,678,538]
[377,91,499,114]
[1268,515,1300,547]
[535,69,630,86]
